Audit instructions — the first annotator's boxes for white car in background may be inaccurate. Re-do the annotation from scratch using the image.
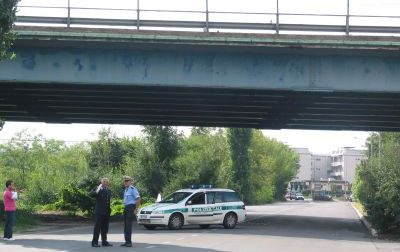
[137,188,246,230]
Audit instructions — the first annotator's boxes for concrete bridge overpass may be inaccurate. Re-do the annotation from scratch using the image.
[1,26,400,131]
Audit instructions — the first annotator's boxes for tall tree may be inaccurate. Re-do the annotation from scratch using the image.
[228,128,253,203]
[0,0,19,61]
[88,128,136,174]
[136,126,181,196]
[190,127,215,136]
[0,130,33,188]
[166,129,231,194]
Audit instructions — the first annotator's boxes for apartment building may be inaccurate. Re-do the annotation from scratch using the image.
[292,148,312,181]
[330,147,365,183]
[293,147,365,184]
[311,154,330,180]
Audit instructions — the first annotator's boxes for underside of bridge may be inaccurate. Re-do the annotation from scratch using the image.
[1,82,400,131]
[1,27,400,131]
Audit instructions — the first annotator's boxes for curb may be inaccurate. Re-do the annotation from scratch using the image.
[350,202,379,238]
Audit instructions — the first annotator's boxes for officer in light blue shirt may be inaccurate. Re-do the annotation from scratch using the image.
[120,176,141,248]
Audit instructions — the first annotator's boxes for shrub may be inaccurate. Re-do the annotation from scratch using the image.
[250,186,274,205]
[111,199,124,216]
[56,186,95,215]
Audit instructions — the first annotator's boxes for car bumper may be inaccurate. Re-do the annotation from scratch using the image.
[137,215,168,226]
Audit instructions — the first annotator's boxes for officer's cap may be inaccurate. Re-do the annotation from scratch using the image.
[123,175,133,182]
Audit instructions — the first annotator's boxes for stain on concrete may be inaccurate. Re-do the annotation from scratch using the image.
[53,62,60,68]
[122,55,133,69]
[22,55,36,70]
[88,53,97,71]
[73,58,83,71]
[183,57,194,73]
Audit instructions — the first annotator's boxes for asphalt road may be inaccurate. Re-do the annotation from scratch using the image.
[1,201,399,252]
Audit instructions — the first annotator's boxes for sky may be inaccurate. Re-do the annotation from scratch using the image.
[2,0,394,154]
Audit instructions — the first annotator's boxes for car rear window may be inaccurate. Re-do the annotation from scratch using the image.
[223,192,241,202]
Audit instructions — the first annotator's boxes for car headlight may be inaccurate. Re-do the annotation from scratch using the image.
[152,210,163,214]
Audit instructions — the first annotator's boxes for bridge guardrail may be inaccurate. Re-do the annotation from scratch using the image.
[15,0,400,36]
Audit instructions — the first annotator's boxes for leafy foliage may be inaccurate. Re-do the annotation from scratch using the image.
[0,0,19,61]
[56,186,95,214]
[248,130,299,204]
[88,128,137,174]
[0,127,299,217]
[353,132,400,233]
[133,126,182,196]
[228,128,253,203]
[165,129,231,194]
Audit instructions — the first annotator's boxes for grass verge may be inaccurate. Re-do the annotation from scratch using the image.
[353,201,367,217]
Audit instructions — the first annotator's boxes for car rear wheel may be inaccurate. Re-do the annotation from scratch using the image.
[199,224,210,229]
[168,213,184,230]
[144,225,157,230]
[223,212,237,229]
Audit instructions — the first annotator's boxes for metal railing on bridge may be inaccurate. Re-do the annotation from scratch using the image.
[16,0,400,36]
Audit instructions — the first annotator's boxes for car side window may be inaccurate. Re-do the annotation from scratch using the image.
[223,192,241,202]
[189,193,205,205]
[214,192,224,203]
[206,192,215,204]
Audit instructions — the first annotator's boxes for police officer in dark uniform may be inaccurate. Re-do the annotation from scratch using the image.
[90,178,112,247]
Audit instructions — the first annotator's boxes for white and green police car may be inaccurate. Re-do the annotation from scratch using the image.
[137,188,246,230]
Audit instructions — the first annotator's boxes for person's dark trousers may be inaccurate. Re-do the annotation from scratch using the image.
[4,211,16,239]
[92,214,110,245]
[123,204,136,244]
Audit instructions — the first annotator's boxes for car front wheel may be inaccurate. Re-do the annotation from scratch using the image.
[168,213,184,230]
[223,212,237,229]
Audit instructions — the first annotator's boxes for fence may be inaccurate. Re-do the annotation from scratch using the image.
[16,0,400,35]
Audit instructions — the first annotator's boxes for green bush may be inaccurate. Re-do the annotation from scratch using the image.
[353,133,400,233]
[250,187,274,205]
[111,199,124,216]
[35,203,58,212]
[56,186,95,215]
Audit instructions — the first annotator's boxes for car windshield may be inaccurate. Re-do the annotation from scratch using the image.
[160,192,192,204]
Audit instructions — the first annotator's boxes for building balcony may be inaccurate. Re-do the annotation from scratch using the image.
[329,171,344,177]
[331,161,344,167]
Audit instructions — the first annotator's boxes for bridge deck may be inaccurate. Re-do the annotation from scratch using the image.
[1,27,400,130]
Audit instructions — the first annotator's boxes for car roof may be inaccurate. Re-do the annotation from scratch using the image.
[176,188,235,193]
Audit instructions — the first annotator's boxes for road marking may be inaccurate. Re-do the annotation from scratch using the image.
[176,238,185,241]
[146,245,157,248]
[162,241,171,244]
[191,234,199,237]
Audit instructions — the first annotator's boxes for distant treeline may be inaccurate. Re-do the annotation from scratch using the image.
[0,126,299,215]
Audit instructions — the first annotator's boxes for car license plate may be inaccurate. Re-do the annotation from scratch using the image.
[140,215,148,219]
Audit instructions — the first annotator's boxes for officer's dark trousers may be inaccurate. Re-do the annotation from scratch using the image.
[123,204,136,243]
[4,211,16,239]
[92,214,110,244]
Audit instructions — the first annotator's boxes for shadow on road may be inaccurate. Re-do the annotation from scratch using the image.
[0,239,223,252]
[31,213,370,242]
